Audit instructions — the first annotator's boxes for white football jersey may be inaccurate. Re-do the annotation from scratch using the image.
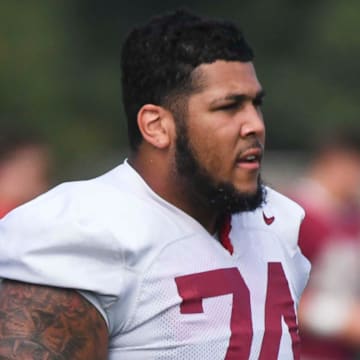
[0,161,310,359]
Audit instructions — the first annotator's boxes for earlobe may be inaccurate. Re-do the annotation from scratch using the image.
[137,104,171,149]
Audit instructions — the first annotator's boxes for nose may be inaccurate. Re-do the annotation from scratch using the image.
[240,105,265,139]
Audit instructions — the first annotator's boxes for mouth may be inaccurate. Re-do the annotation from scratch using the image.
[236,147,263,169]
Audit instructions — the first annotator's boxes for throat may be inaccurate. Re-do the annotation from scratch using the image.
[218,213,234,254]
[171,188,220,233]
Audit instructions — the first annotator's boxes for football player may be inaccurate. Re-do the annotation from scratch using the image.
[0,9,310,359]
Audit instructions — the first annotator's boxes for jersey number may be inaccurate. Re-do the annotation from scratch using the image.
[175,263,299,359]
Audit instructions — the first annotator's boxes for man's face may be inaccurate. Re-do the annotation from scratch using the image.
[174,60,266,214]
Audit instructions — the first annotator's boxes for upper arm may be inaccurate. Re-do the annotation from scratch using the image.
[0,279,108,359]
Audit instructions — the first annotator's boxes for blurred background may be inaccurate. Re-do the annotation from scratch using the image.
[2,2,360,358]
[1,0,360,186]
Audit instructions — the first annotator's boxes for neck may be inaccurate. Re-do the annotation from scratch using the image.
[128,151,219,234]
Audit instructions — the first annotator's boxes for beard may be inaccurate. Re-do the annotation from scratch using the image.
[174,120,266,215]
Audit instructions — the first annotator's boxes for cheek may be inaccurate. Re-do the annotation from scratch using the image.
[185,113,238,171]
[191,132,232,175]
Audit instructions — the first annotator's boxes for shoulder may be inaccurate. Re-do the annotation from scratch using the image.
[1,162,183,237]
[263,186,305,224]
[0,162,202,297]
[231,186,305,253]
[230,187,310,300]
[0,169,125,297]
[0,164,135,253]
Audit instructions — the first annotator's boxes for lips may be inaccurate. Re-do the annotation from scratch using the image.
[236,147,263,167]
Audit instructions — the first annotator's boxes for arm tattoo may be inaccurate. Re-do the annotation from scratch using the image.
[0,280,108,359]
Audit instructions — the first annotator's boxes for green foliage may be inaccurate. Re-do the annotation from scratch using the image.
[1,0,360,180]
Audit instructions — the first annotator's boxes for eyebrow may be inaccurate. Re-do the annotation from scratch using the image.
[210,89,266,107]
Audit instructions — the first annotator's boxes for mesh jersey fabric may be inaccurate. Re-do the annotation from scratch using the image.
[0,161,310,359]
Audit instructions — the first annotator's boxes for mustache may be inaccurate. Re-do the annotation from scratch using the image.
[237,138,264,158]
[244,138,264,151]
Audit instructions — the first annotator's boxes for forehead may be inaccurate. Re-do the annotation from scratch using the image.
[191,60,262,99]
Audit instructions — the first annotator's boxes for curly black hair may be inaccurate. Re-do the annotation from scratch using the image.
[121,9,254,151]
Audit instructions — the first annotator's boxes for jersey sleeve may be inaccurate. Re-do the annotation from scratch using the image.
[263,187,311,299]
[264,187,305,251]
[0,181,134,325]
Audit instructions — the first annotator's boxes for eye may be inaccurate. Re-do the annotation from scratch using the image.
[253,97,263,107]
[218,102,240,111]
[253,92,265,108]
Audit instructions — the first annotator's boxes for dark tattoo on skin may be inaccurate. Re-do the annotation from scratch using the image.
[0,280,108,359]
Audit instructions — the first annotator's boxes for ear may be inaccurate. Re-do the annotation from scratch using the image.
[137,104,173,149]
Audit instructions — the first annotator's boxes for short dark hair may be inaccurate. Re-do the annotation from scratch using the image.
[121,9,254,151]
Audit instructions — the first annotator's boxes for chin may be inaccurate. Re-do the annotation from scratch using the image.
[233,181,260,196]
[207,178,266,214]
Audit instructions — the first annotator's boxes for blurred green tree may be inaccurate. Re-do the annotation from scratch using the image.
[1,0,360,181]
